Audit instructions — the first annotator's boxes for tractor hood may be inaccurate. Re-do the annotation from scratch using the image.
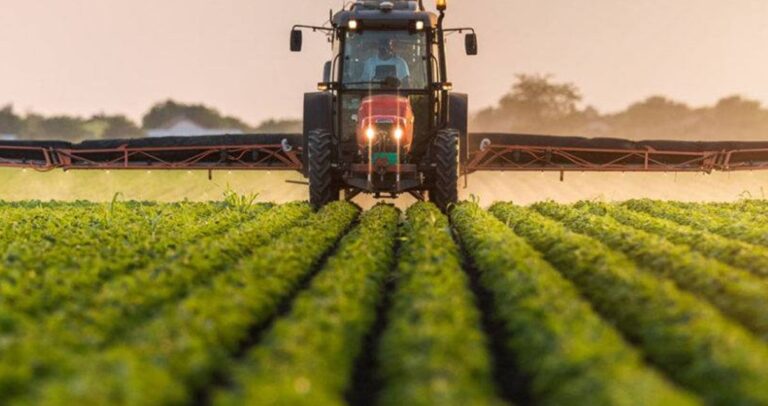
[356,95,415,151]
[359,95,412,120]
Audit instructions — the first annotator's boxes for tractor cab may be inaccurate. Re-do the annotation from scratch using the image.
[291,0,477,211]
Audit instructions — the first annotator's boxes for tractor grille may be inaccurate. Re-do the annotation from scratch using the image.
[373,123,394,151]
[376,123,393,137]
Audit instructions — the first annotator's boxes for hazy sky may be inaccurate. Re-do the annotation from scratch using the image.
[1,0,767,125]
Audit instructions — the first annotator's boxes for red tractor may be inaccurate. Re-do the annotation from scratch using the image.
[291,0,477,210]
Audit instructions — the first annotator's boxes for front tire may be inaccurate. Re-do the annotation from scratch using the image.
[429,129,459,212]
[308,129,339,209]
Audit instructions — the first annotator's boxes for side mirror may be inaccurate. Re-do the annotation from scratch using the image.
[465,33,478,56]
[290,29,303,52]
[322,61,332,82]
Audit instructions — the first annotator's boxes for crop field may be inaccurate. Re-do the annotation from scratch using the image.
[2,198,768,405]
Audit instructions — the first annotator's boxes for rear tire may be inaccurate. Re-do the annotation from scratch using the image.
[308,129,339,209]
[429,129,459,212]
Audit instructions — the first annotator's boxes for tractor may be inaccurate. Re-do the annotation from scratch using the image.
[290,0,478,211]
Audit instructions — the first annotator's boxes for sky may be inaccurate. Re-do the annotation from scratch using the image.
[0,0,767,125]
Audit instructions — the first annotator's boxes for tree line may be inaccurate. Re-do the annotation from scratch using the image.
[2,76,768,141]
[472,74,768,141]
[0,100,302,141]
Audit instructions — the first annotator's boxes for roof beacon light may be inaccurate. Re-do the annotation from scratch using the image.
[415,20,425,31]
[348,20,358,30]
[436,0,447,11]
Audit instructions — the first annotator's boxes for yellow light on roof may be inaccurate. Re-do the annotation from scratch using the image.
[348,20,358,30]
[436,0,447,11]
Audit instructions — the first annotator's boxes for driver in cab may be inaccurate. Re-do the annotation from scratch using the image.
[361,38,410,85]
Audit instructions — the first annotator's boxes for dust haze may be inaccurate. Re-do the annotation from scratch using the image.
[3,169,766,209]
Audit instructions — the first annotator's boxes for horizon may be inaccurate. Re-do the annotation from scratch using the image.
[1,1,766,124]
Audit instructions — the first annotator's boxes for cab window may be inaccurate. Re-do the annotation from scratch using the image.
[343,30,428,90]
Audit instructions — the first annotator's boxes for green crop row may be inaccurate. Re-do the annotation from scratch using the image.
[67,202,310,343]
[23,201,360,405]
[0,200,154,209]
[0,202,217,284]
[668,201,768,228]
[585,202,768,279]
[533,201,768,340]
[451,202,698,406]
[376,202,502,406]
[0,202,208,278]
[0,203,267,343]
[625,199,768,247]
[714,199,768,213]
[1,203,264,318]
[0,202,250,329]
[0,202,313,401]
[216,204,400,406]
[490,202,768,405]
[0,203,129,265]
[0,203,226,337]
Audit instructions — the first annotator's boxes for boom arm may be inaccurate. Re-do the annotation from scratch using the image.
[2,133,768,173]
[0,134,303,172]
[461,133,768,174]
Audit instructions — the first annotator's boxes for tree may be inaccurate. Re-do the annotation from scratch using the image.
[88,114,144,139]
[471,74,585,134]
[698,96,768,140]
[0,105,22,134]
[607,96,694,140]
[21,114,87,141]
[142,100,252,131]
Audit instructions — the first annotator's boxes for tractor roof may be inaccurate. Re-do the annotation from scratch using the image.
[333,1,437,29]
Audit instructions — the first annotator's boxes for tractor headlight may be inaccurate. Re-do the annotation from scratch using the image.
[348,20,358,30]
[394,127,404,140]
[415,21,425,31]
[366,126,376,140]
